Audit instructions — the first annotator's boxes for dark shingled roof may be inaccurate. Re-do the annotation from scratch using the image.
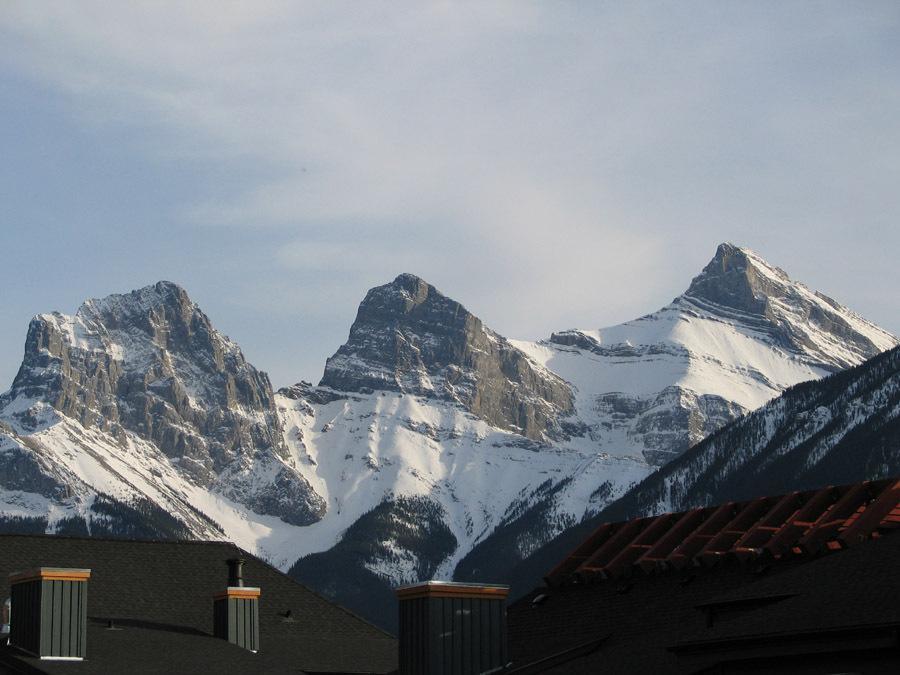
[545,478,900,586]
[508,478,900,673]
[0,534,397,674]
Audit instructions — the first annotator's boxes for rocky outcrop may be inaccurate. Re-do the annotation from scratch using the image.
[320,273,575,440]
[1,281,324,525]
[596,343,900,521]
[684,243,893,370]
[598,387,747,465]
[454,346,900,609]
[0,434,68,500]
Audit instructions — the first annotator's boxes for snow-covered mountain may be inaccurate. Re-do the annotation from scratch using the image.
[452,242,896,587]
[513,242,895,466]
[319,272,575,441]
[603,344,900,516]
[286,244,895,625]
[496,343,900,602]
[0,243,895,629]
[0,282,324,551]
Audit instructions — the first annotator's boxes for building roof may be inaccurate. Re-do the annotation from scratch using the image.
[507,477,900,673]
[0,534,397,674]
[545,477,900,585]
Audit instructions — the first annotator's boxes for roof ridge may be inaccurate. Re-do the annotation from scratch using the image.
[0,532,397,639]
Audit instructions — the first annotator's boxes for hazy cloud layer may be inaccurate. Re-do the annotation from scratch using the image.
[1,2,898,387]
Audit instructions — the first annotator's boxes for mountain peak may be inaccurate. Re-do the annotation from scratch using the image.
[392,272,428,288]
[711,242,788,277]
[320,276,574,440]
[2,280,325,526]
[77,280,194,322]
[380,273,436,309]
[678,243,897,369]
[683,243,791,315]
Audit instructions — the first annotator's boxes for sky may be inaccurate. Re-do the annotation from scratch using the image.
[1,2,899,389]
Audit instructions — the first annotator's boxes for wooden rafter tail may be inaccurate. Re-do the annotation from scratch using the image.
[761,489,832,557]
[837,479,900,547]
[666,503,736,564]
[544,521,617,586]
[797,482,872,554]
[734,492,814,550]
[577,518,647,575]
[635,507,710,572]
[697,497,773,559]
[603,513,678,578]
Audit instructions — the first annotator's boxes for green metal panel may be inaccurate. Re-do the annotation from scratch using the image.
[10,576,87,659]
[252,599,257,650]
[37,578,87,658]
[214,594,259,652]
[239,598,248,649]
[9,579,41,656]
[80,582,88,658]
[232,597,242,644]
[39,579,52,657]
[60,581,70,656]
[399,594,508,675]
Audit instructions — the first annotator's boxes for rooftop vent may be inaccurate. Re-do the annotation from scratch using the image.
[396,581,509,675]
[8,567,91,660]
[213,558,260,653]
[227,557,244,587]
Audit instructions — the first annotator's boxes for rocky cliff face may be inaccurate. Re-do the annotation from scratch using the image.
[600,343,900,519]
[452,244,898,598]
[596,387,746,466]
[320,273,575,440]
[533,243,897,467]
[465,345,900,604]
[1,281,324,526]
[683,242,890,370]
[1,245,897,633]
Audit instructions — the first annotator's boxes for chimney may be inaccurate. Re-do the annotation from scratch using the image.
[227,558,244,587]
[395,581,509,675]
[8,567,91,660]
[213,558,260,652]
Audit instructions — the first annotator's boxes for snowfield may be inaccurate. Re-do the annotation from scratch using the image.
[0,244,896,587]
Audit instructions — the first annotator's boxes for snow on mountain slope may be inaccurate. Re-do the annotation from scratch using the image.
[511,243,896,466]
[0,244,895,628]
[599,344,900,519]
[319,273,575,441]
[0,408,323,567]
[275,384,649,579]
[0,281,327,566]
[452,243,897,591]
[496,344,900,604]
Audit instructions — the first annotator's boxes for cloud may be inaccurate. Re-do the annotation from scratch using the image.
[1,1,898,383]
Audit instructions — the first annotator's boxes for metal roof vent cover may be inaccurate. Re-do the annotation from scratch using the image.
[396,581,509,675]
[1,597,9,635]
[213,558,260,653]
[8,567,91,660]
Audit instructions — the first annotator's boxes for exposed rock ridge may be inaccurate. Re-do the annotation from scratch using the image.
[454,347,900,606]
[1,281,324,526]
[681,242,896,369]
[320,273,574,440]
[598,343,900,521]
[550,243,896,373]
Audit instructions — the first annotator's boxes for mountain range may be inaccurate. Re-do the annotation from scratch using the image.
[493,341,900,602]
[1,243,897,630]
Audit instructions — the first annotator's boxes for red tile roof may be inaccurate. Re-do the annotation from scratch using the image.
[545,477,900,586]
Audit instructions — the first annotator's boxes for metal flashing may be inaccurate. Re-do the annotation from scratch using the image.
[9,568,91,584]
[395,581,509,600]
